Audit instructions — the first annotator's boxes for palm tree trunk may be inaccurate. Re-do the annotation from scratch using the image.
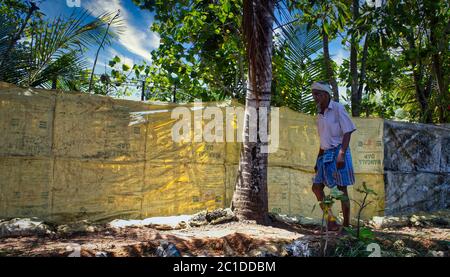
[357,34,369,105]
[51,76,57,89]
[350,44,359,115]
[88,10,120,92]
[350,0,359,116]
[231,0,274,225]
[407,35,433,123]
[322,32,339,101]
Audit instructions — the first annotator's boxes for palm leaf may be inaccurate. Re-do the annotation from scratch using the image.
[272,0,326,114]
[23,9,123,86]
[31,50,88,88]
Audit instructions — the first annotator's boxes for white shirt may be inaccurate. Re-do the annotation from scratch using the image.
[317,100,356,150]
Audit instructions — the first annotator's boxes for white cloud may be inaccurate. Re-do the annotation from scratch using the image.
[84,0,160,61]
[334,49,346,66]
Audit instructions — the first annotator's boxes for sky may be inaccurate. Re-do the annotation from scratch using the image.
[38,0,349,101]
[40,0,159,67]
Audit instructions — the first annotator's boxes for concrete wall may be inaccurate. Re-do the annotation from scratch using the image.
[384,120,450,215]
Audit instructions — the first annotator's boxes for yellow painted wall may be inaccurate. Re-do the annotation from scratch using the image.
[0,84,384,223]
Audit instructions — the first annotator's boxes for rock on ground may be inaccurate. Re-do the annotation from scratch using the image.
[0,218,53,238]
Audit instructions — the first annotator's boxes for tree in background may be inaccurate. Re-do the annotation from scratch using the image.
[0,0,38,71]
[0,0,40,84]
[1,0,447,123]
[289,0,351,102]
[132,0,245,102]
[131,0,327,111]
[114,1,450,123]
[339,0,395,117]
[88,9,121,92]
[356,0,448,123]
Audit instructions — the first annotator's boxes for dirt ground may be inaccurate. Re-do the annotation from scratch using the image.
[0,221,315,257]
[0,214,448,257]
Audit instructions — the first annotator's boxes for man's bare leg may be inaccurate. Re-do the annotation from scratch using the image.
[312,184,340,231]
[337,185,350,227]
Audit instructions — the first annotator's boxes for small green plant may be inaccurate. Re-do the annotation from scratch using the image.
[313,187,349,256]
[352,182,378,240]
[343,226,375,242]
[335,182,378,256]
[334,239,370,257]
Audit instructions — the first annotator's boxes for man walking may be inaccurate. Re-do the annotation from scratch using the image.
[311,81,356,231]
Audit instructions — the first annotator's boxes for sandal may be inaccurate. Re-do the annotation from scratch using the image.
[326,216,341,231]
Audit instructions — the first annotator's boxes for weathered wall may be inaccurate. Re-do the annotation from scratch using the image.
[384,120,450,215]
[0,84,385,223]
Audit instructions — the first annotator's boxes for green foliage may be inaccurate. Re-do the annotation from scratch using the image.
[0,0,38,22]
[289,0,351,37]
[130,0,330,109]
[341,181,378,249]
[311,186,348,215]
[0,0,447,123]
[334,182,378,257]
[271,3,326,114]
[97,56,151,97]
[130,0,244,102]
[0,4,121,91]
[357,0,449,123]
[337,0,449,123]
[334,224,377,257]
[356,181,377,196]
[343,226,375,242]
[334,237,372,257]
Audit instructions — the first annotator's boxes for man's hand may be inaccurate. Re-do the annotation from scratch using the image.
[338,133,352,169]
[315,149,324,173]
[337,150,345,169]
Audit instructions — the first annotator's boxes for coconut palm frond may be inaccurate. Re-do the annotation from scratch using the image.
[24,10,116,85]
[0,8,121,88]
[31,50,88,88]
[272,0,326,114]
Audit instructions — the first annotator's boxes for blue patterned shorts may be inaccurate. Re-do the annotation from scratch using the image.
[313,145,355,188]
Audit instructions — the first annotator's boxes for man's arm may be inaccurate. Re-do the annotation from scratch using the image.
[341,132,352,152]
[336,132,352,169]
[314,148,324,172]
[336,103,356,169]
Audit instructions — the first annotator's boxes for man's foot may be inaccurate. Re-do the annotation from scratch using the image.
[327,220,341,231]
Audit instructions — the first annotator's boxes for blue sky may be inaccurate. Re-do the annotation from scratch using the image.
[39,0,349,100]
[40,0,159,73]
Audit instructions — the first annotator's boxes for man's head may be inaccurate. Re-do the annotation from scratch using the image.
[311,81,332,106]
